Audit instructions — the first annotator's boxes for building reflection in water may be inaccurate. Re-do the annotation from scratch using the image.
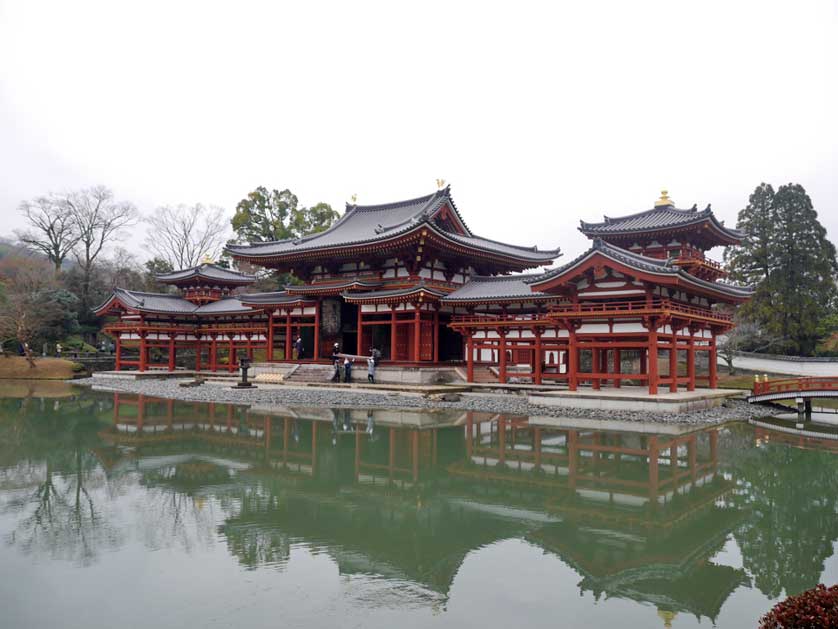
[91,392,767,623]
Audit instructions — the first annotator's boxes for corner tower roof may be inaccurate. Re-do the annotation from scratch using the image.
[155,263,257,287]
[579,190,744,247]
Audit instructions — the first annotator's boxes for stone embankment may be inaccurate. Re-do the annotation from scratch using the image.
[76,377,780,426]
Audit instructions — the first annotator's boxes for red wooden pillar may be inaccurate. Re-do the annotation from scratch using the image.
[411,430,419,481]
[669,336,678,393]
[534,328,543,385]
[465,413,473,459]
[167,335,176,372]
[354,424,361,481]
[388,427,395,480]
[498,331,507,383]
[313,301,320,360]
[568,328,578,391]
[648,328,659,395]
[114,335,122,371]
[136,394,145,432]
[687,332,696,391]
[648,435,659,500]
[285,312,292,361]
[432,307,439,364]
[195,339,202,371]
[228,337,235,373]
[708,332,718,388]
[592,346,600,390]
[357,305,364,357]
[613,349,621,389]
[210,336,217,372]
[139,334,147,372]
[311,421,318,470]
[413,308,421,362]
[466,333,474,382]
[267,311,274,361]
[390,308,397,361]
[567,430,578,489]
[709,429,718,465]
[498,417,506,464]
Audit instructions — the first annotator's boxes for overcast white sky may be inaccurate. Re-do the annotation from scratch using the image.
[1,0,836,266]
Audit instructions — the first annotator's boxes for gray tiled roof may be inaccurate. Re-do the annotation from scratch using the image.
[156,263,256,285]
[97,290,263,316]
[109,289,198,314]
[226,186,560,264]
[442,274,553,303]
[287,277,383,292]
[527,239,754,298]
[579,205,744,240]
[343,282,449,302]
[237,291,316,305]
[194,298,255,315]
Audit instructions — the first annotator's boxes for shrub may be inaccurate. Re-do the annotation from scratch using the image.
[759,584,838,628]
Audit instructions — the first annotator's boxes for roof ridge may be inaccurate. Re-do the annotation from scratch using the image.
[348,187,445,212]
[116,288,187,299]
[583,205,709,228]
[469,273,544,282]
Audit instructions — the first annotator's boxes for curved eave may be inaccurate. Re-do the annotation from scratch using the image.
[441,294,557,305]
[93,292,131,317]
[285,280,383,296]
[238,292,317,307]
[158,275,256,287]
[343,287,449,305]
[528,247,753,302]
[579,215,743,246]
[227,220,559,269]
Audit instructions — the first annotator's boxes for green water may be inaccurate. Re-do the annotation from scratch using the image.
[1,385,837,629]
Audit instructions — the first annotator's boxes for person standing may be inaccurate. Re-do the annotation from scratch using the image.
[331,343,341,382]
[343,355,354,383]
[55,342,62,359]
[367,349,377,384]
[294,335,304,361]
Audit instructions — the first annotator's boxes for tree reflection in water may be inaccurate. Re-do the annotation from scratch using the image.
[724,422,838,598]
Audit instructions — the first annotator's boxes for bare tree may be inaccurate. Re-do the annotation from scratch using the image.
[65,186,138,316]
[144,204,229,270]
[0,256,59,367]
[16,195,81,276]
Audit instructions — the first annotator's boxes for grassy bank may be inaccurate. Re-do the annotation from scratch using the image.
[0,356,84,380]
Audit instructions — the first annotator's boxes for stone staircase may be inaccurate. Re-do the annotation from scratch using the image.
[472,367,499,383]
[284,363,338,384]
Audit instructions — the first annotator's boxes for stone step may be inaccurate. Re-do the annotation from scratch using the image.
[472,367,499,383]
[285,364,338,383]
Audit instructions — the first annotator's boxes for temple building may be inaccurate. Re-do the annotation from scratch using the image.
[95,187,752,392]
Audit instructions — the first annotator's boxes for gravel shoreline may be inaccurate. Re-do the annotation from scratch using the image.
[75,377,780,426]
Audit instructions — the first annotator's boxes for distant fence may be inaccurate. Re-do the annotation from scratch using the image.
[720,351,838,377]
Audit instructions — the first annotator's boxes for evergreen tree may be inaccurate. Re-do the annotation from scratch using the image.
[725,183,775,285]
[727,183,837,355]
[231,186,339,244]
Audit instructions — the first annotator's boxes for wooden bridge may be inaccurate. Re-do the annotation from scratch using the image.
[748,377,838,410]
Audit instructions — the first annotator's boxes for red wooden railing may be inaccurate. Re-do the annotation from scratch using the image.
[450,299,731,326]
[752,377,838,396]
[548,298,732,321]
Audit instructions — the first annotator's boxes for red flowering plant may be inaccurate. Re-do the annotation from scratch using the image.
[759,584,838,628]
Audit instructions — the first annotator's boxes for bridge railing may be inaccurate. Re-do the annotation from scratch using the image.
[752,377,838,396]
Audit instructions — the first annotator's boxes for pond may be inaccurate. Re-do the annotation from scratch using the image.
[1,385,837,629]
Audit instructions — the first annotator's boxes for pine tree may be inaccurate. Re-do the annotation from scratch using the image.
[727,183,837,355]
[769,184,837,355]
[725,183,775,285]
